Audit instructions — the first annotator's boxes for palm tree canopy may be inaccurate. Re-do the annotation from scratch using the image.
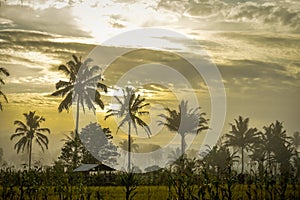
[51,55,107,113]
[260,121,292,154]
[0,67,9,85]
[158,100,208,136]
[10,111,50,153]
[105,87,151,137]
[224,116,259,151]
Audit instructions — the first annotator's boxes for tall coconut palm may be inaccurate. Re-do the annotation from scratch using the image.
[10,111,50,169]
[51,55,107,135]
[158,100,208,155]
[224,116,259,174]
[105,87,151,171]
[0,67,9,111]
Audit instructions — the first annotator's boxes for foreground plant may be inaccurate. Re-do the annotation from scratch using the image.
[119,171,139,200]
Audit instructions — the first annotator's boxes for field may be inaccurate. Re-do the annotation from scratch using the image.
[1,183,300,200]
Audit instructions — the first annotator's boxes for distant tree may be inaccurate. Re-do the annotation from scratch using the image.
[249,141,267,178]
[58,131,84,169]
[105,87,151,171]
[260,121,292,175]
[10,111,50,169]
[58,123,118,169]
[224,116,259,174]
[0,67,9,111]
[201,145,239,177]
[268,121,293,177]
[158,100,208,155]
[80,123,119,166]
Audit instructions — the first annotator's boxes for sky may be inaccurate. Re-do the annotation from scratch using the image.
[0,0,299,168]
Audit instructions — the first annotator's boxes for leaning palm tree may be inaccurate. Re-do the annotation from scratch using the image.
[105,87,151,171]
[51,55,107,135]
[224,116,259,174]
[158,100,208,155]
[10,111,50,169]
[0,67,9,111]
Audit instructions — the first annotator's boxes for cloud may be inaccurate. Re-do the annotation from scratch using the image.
[156,0,300,33]
[0,28,96,93]
[0,5,90,37]
[226,2,300,33]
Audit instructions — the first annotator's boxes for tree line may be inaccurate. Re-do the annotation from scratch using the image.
[1,55,299,199]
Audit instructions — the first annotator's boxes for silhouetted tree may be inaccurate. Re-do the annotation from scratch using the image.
[224,116,259,174]
[58,131,84,169]
[260,121,292,175]
[201,145,239,177]
[11,111,50,169]
[105,87,151,172]
[268,121,293,177]
[51,55,107,135]
[158,100,208,155]
[80,123,119,166]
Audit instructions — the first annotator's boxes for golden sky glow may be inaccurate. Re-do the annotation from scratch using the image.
[0,0,299,167]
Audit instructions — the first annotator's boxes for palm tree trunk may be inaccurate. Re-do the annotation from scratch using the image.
[128,122,131,172]
[73,96,80,169]
[29,138,32,169]
[76,96,80,135]
[181,133,185,155]
[241,147,244,174]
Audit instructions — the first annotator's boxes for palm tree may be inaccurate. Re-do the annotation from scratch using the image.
[267,121,293,177]
[105,87,151,171]
[51,55,107,135]
[10,111,50,169]
[0,67,9,111]
[202,145,239,176]
[249,141,267,178]
[158,100,208,155]
[224,116,259,174]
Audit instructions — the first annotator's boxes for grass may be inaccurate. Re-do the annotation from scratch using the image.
[0,186,170,200]
[1,184,300,199]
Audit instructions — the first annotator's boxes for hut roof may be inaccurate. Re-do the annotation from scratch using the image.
[73,164,115,172]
